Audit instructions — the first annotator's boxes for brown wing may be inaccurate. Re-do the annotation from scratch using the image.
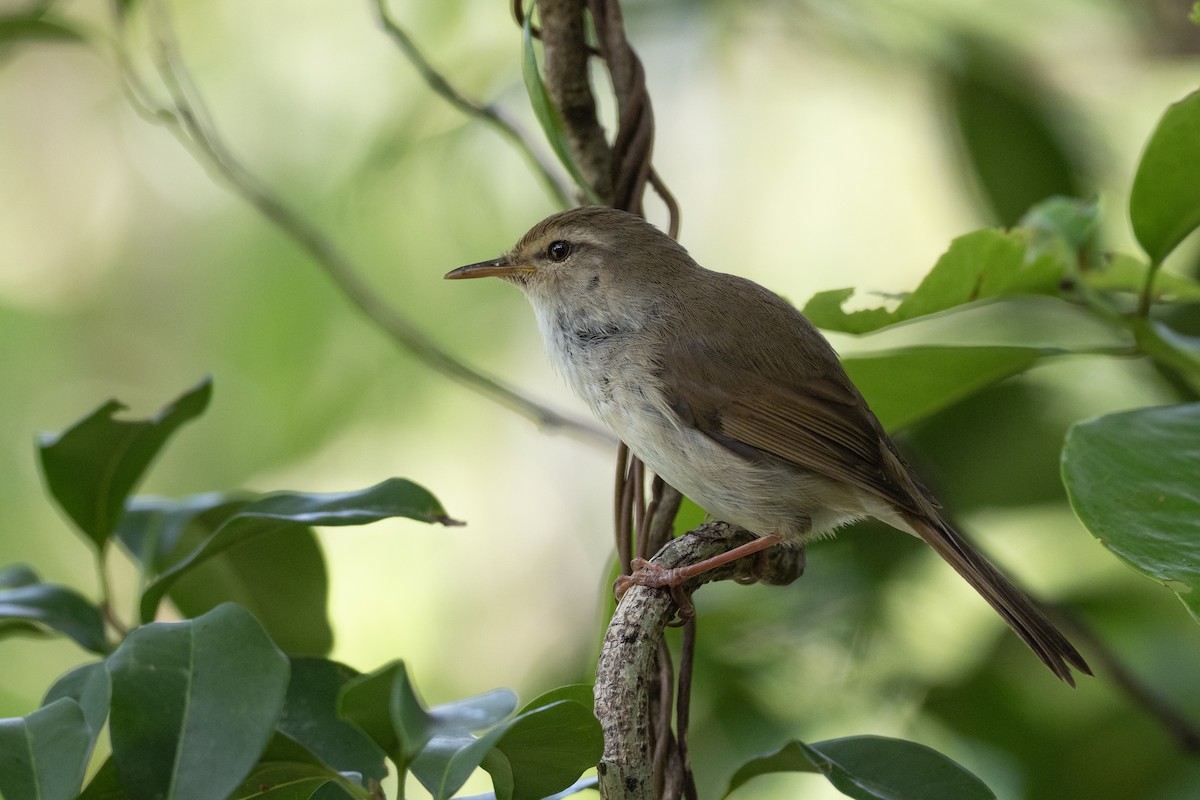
[658,334,929,517]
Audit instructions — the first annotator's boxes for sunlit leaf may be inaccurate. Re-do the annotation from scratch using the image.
[138,478,459,623]
[106,603,290,800]
[0,698,93,800]
[37,378,212,549]
[724,736,995,799]
[1062,403,1200,623]
[1130,89,1200,265]
[802,229,1063,334]
[844,346,1048,432]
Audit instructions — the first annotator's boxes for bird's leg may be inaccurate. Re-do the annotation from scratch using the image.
[614,534,785,597]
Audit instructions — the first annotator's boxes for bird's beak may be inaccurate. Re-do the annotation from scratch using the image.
[444,257,533,280]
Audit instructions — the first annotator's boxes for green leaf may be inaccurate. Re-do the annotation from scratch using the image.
[944,40,1084,226]
[0,698,93,800]
[1130,319,1200,395]
[520,2,600,203]
[1020,196,1099,264]
[0,570,108,653]
[485,690,602,800]
[843,346,1047,432]
[409,690,520,799]
[227,762,361,800]
[120,494,333,654]
[279,658,387,783]
[802,229,1063,334]
[1130,89,1200,265]
[1062,403,1200,622]
[37,378,212,550]
[138,478,458,623]
[43,662,111,746]
[724,736,995,800]
[1192,2,1200,26]
[77,758,127,800]
[0,14,87,44]
[338,660,432,768]
[106,602,290,800]
[1080,252,1200,303]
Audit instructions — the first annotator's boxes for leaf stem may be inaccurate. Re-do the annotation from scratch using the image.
[1138,257,1162,318]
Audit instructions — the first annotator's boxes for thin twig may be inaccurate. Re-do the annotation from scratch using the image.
[371,0,573,208]
[115,1,608,446]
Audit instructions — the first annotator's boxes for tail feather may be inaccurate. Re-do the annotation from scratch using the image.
[903,512,1091,685]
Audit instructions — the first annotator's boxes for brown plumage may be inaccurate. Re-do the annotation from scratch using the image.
[447,205,1090,685]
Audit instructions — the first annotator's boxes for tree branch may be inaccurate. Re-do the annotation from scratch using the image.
[595,524,805,796]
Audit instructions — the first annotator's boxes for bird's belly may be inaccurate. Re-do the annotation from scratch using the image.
[593,386,865,542]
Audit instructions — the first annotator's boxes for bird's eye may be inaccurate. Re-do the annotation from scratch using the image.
[547,240,572,262]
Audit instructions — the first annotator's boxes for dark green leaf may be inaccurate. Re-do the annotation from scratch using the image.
[279,658,387,783]
[1130,89,1200,264]
[37,378,212,549]
[117,494,333,653]
[802,229,1063,334]
[486,695,602,800]
[138,478,458,623]
[844,346,1047,432]
[0,14,87,44]
[43,662,111,744]
[0,698,93,800]
[106,602,290,800]
[0,577,108,653]
[77,757,127,800]
[724,736,995,800]
[227,762,363,800]
[1131,319,1200,395]
[520,4,600,203]
[1062,403,1200,622]
[944,40,1085,226]
[409,689,519,799]
[338,660,431,768]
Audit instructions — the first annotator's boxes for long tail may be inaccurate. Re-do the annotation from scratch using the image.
[903,512,1091,686]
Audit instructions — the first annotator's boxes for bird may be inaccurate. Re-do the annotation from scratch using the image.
[445,205,1090,685]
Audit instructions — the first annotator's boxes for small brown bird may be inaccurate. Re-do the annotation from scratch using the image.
[446,205,1089,684]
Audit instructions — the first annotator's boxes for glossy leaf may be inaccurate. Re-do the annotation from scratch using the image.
[138,478,459,623]
[1062,403,1200,622]
[520,3,600,203]
[0,698,93,800]
[408,689,520,799]
[279,658,387,783]
[802,229,1063,334]
[1130,90,1200,265]
[485,687,602,800]
[43,662,111,746]
[0,564,38,589]
[0,571,108,653]
[1130,319,1200,395]
[1080,253,1200,303]
[106,602,290,800]
[724,736,995,799]
[843,346,1048,432]
[37,378,212,549]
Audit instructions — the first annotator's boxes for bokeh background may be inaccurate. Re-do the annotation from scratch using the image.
[2,0,1200,797]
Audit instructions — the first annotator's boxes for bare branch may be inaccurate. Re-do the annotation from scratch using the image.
[114,1,609,447]
[371,0,573,208]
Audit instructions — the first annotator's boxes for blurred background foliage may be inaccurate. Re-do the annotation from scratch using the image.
[2,0,1200,797]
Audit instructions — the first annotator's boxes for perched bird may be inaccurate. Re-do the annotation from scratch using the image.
[446,205,1089,684]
